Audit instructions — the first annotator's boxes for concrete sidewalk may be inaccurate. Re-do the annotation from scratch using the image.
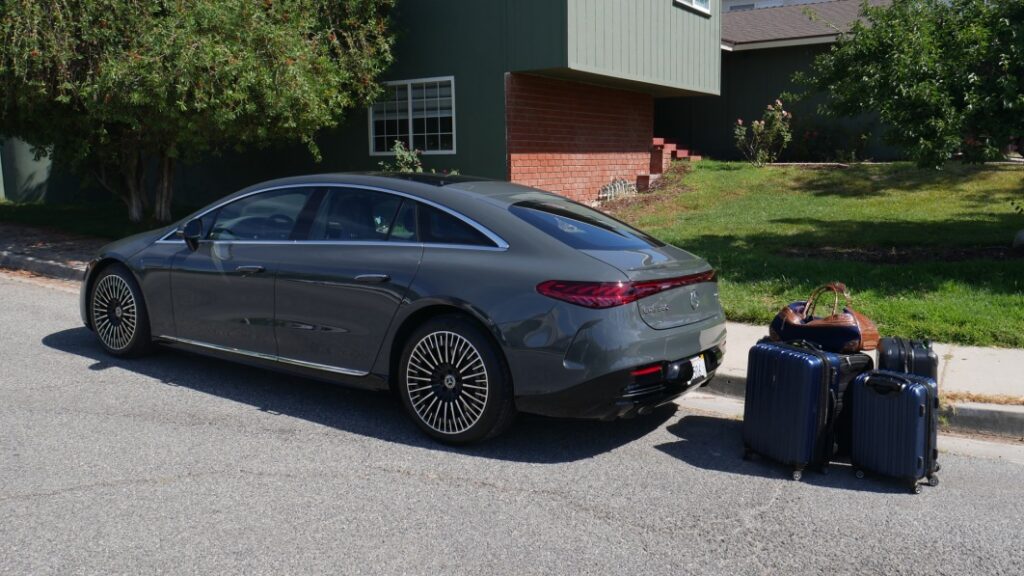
[0,223,101,281]
[711,322,1024,439]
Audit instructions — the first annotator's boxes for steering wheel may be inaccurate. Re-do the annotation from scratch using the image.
[265,213,295,239]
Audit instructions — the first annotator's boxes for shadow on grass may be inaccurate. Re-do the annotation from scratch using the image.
[655,414,909,494]
[42,327,674,464]
[784,163,1024,201]
[670,213,1024,299]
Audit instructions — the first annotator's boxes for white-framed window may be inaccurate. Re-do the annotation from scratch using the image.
[675,0,711,16]
[369,76,456,156]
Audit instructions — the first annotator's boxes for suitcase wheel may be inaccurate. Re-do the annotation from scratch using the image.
[910,482,922,495]
[854,470,865,480]
[927,475,940,487]
[934,462,942,473]
[791,469,803,482]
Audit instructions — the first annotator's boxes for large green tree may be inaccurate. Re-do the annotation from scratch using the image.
[798,0,1024,167]
[0,0,394,222]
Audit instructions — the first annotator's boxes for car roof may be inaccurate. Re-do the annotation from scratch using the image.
[223,173,555,208]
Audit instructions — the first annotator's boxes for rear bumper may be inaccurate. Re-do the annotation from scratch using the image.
[515,345,724,420]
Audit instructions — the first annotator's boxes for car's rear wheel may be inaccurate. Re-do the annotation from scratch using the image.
[89,264,153,357]
[398,315,515,444]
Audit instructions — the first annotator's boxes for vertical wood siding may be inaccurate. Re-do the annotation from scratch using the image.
[567,0,721,95]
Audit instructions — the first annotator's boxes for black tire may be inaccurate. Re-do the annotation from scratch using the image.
[397,314,516,444]
[88,263,153,358]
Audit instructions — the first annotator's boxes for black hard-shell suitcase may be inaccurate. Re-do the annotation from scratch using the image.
[742,340,873,480]
[850,370,940,494]
[877,337,939,382]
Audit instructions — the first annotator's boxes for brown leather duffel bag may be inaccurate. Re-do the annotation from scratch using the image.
[769,282,880,353]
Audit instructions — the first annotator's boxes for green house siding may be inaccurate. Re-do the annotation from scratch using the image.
[567,0,720,96]
[656,44,899,161]
[330,0,721,182]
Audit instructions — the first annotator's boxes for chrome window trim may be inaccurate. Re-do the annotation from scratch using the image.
[157,335,370,377]
[155,182,508,250]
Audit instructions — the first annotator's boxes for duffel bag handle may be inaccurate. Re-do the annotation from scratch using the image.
[785,339,824,351]
[803,282,851,321]
[864,374,908,395]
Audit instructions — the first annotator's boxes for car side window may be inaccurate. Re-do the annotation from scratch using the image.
[308,188,403,241]
[417,204,494,247]
[208,189,311,241]
[388,201,418,242]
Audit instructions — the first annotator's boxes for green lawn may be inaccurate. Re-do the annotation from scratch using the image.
[611,161,1024,348]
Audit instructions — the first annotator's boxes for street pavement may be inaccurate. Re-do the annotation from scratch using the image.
[2,271,1023,575]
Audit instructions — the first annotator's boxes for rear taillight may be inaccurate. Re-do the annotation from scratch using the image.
[536,270,716,309]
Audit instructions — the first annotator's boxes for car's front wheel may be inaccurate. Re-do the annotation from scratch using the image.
[89,263,153,357]
[398,315,516,444]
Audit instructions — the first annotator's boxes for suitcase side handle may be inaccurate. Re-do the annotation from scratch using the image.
[864,374,908,395]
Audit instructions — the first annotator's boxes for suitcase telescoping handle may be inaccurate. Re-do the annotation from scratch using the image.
[864,374,908,395]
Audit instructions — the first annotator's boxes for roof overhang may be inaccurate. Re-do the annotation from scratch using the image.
[721,34,837,52]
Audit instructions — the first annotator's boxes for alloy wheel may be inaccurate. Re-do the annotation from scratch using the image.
[91,274,138,352]
[406,331,489,435]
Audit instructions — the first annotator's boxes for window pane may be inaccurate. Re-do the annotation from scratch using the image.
[418,204,493,246]
[209,189,311,241]
[308,188,402,241]
[509,200,665,250]
[407,78,455,152]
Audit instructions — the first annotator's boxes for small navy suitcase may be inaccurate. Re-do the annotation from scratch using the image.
[877,337,939,382]
[850,370,940,494]
[742,340,873,480]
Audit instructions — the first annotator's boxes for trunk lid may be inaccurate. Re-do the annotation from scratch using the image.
[582,245,723,330]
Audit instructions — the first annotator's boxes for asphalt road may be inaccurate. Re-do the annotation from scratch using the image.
[2,272,1022,575]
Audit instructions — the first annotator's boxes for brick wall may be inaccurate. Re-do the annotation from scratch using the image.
[505,73,654,203]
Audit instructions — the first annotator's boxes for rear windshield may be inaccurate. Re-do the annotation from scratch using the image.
[510,199,665,250]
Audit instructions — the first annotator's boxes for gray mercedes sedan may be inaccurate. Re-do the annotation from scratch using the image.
[80,173,726,443]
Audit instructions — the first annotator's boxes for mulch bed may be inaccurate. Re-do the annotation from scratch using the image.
[780,245,1023,264]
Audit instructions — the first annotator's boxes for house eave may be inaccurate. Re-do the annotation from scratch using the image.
[721,34,838,52]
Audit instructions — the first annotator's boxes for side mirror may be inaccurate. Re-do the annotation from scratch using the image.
[182,218,203,251]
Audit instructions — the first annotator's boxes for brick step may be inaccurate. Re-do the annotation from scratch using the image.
[672,148,690,159]
[680,154,703,162]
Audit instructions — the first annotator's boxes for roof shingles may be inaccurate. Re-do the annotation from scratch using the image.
[721,0,889,47]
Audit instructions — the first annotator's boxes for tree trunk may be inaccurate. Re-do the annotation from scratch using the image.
[153,153,175,223]
[122,150,147,224]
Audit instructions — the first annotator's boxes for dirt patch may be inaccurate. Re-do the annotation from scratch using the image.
[780,245,1023,264]
[942,391,1024,407]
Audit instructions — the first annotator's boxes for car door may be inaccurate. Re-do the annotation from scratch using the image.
[273,187,423,375]
[171,187,320,356]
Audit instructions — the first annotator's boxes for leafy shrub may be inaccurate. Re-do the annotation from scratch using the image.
[378,140,423,172]
[734,100,793,167]
[378,140,460,175]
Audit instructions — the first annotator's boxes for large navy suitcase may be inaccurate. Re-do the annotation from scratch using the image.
[877,337,939,382]
[850,370,940,494]
[742,340,873,480]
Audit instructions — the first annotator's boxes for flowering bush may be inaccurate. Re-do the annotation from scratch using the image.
[733,100,793,167]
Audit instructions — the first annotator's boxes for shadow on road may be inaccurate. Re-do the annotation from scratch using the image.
[656,414,910,494]
[42,327,674,464]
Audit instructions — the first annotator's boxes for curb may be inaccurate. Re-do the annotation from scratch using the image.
[706,371,1024,441]
[0,250,85,282]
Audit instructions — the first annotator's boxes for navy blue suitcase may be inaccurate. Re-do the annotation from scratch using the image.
[877,337,939,382]
[742,340,873,480]
[850,370,940,494]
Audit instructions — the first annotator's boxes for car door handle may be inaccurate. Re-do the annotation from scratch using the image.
[355,274,391,284]
[235,265,265,276]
